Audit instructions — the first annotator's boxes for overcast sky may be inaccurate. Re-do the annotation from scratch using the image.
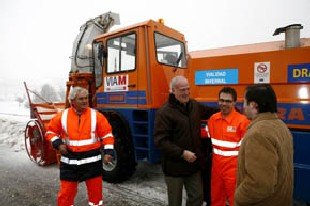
[1,0,309,98]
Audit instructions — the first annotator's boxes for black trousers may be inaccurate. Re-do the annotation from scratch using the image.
[164,170,203,206]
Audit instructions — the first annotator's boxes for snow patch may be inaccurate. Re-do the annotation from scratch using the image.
[0,119,26,151]
[0,100,31,151]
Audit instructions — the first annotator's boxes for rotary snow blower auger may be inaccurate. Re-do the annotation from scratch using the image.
[24,82,65,166]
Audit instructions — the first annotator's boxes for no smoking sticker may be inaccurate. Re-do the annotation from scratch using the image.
[254,62,270,83]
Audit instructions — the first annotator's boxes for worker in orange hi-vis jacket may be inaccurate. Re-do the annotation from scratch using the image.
[207,87,250,206]
[45,86,115,206]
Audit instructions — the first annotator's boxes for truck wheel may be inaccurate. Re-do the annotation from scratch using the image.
[102,115,136,183]
[24,120,45,166]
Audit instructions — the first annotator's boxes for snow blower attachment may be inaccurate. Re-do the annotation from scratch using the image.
[23,12,120,166]
[24,82,65,165]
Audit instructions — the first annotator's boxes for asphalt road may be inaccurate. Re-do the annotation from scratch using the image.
[0,145,307,206]
[0,146,167,206]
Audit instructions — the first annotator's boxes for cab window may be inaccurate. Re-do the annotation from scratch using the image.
[107,33,136,73]
[154,32,186,68]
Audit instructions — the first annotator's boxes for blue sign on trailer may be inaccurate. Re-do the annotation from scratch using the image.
[287,63,310,83]
[195,69,239,85]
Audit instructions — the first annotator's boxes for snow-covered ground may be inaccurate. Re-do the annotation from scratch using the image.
[0,100,30,151]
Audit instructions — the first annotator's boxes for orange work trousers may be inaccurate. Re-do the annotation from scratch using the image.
[57,176,103,206]
[211,156,237,206]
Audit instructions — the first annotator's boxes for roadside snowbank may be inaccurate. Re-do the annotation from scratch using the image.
[0,101,30,151]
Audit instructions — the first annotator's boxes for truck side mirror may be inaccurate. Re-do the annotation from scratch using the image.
[98,44,107,66]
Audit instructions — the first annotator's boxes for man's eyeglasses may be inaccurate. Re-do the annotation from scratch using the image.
[219,99,233,103]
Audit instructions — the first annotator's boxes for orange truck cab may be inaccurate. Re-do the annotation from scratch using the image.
[89,19,188,182]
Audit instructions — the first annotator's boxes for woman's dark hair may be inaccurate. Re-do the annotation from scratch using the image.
[245,84,277,113]
[219,87,237,102]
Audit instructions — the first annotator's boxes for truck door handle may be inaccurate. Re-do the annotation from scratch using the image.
[128,84,136,88]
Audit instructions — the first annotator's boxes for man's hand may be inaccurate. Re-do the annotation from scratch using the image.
[58,144,68,155]
[182,150,197,163]
[103,154,113,165]
[102,149,114,165]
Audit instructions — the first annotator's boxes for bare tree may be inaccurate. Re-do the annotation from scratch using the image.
[33,84,59,103]
[15,96,24,106]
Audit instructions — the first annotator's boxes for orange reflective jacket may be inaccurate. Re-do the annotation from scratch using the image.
[208,109,250,157]
[45,107,114,152]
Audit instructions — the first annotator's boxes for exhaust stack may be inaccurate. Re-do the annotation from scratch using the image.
[273,24,303,48]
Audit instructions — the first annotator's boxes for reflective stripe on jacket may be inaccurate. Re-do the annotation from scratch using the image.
[208,109,249,157]
[45,107,114,152]
[45,107,114,181]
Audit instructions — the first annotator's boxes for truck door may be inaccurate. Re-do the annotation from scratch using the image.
[95,32,139,106]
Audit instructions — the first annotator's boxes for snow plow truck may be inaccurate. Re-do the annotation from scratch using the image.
[24,12,310,203]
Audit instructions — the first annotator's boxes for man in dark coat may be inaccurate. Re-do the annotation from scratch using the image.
[154,75,217,206]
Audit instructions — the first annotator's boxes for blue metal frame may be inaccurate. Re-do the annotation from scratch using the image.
[100,107,160,164]
[293,131,310,202]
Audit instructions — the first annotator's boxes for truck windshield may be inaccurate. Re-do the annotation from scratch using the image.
[154,32,186,68]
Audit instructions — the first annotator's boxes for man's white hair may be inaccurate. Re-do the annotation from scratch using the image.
[68,86,88,104]
[169,75,188,92]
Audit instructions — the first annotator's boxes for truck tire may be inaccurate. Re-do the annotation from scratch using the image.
[102,114,136,183]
